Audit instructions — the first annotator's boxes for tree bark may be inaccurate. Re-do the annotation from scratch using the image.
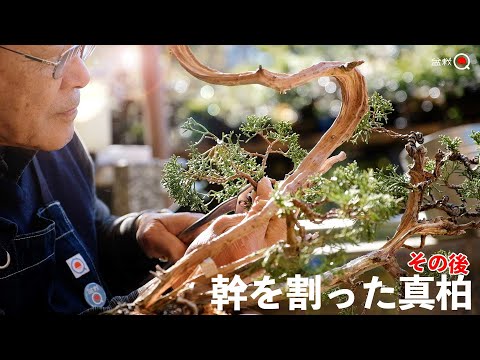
[129,47,368,313]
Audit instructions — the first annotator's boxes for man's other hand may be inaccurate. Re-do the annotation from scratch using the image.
[135,212,209,262]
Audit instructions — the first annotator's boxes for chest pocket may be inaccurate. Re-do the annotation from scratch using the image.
[0,210,56,314]
[0,202,108,315]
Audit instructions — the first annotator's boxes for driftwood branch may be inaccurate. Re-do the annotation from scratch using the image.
[169,45,364,94]
[104,46,480,315]
[109,46,480,315]
[167,132,480,313]
[123,46,368,313]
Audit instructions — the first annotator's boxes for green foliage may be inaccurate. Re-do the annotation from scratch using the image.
[459,177,480,200]
[240,115,308,169]
[351,92,394,145]
[181,117,215,146]
[424,158,437,173]
[161,155,207,211]
[261,239,346,281]
[321,285,358,315]
[439,135,462,152]
[239,115,271,140]
[374,164,410,207]
[302,250,347,277]
[321,287,340,305]
[338,304,358,315]
[279,162,405,245]
[162,116,307,211]
[471,130,480,147]
[164,94,478,308]
[436,132,480,201]
[439,160,460,184]
[261,241,306,280]
[284,133,308,170]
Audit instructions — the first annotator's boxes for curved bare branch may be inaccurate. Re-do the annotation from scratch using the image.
[131,46,368,312]
[169,45,364,93]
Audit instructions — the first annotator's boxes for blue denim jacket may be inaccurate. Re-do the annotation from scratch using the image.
[0,133,157,314]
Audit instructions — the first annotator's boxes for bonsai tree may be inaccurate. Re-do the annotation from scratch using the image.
[106,46,479,315]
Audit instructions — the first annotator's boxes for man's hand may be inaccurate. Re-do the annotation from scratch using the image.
[185,177,287,266]
[135,212,210,262]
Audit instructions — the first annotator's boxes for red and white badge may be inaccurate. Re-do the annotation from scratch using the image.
[66,253,90,278]
[84,282,107,307]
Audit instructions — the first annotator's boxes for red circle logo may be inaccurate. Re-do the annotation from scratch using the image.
[71,257,85,273]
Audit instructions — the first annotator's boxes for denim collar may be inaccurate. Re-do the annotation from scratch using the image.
[0,146,37,183]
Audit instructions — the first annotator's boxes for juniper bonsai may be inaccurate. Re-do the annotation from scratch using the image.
[104,46,479,315]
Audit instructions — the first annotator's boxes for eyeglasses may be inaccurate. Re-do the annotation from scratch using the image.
[0,45,96,79]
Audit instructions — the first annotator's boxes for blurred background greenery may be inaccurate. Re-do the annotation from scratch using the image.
[80,45,479,174]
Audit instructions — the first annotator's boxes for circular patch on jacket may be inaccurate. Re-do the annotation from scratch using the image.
[84,282,107,307]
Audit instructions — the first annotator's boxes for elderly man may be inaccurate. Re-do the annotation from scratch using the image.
[0,45,283,314]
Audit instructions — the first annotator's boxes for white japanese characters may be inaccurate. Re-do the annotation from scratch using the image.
[210,272,471,312]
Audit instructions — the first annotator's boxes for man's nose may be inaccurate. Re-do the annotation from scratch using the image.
[60,56,91,89]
